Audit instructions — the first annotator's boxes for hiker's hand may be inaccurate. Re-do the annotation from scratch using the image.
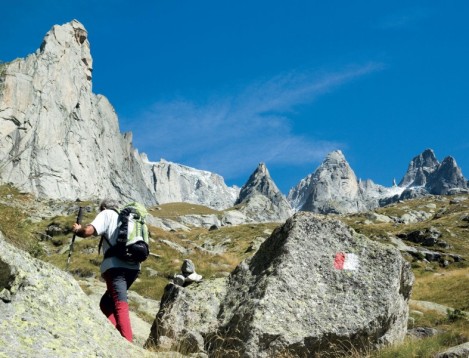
[72,224,96,237]
[72,223,81,233]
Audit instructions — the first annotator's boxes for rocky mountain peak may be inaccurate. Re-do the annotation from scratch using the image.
[289,148,469,214]
[287,150,352,211]
[256,161,268,173]
[289,150,366,214]
[324,149,347,163]
[418,148,439,166]
[0,20,156,204]
[288,150,408,214]
[427,156,468,195]
[0,20,239,211]
[234,162,292,222]
[39,19,92,81]
[399,149,440,187]
[236,162,273,203]
[396,149,468,197]
[151,159,239,210]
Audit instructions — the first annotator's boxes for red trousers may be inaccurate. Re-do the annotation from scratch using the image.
[100,268,139,342]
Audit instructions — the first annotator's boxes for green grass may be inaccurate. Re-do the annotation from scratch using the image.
[412,268,469,311]
[128,222,278,300]
[149,202,222,218]
[369,331,467,358]
[341,194,469,260]
[371,304,469,358]
[0,184,40,253]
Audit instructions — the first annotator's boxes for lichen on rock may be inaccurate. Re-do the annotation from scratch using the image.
[147,212,414,357]
[0,231,155,357]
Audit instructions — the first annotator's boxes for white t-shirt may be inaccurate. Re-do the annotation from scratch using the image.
[90,209,140,274]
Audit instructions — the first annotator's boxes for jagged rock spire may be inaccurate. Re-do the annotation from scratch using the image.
[0,20,156,204]
[290,148,469,214]
[398,149,467,195]
[399,149,440,187]
[235,162,292,222]
[0,21,238,210]
[236,162,276,204]
[289,150,368,214]
[427,156,468,194]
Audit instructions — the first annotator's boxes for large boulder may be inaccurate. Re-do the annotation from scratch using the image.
[146,212,414,357]
[145,278,228,353]
[0,232,156,357]
[435,342,469,358]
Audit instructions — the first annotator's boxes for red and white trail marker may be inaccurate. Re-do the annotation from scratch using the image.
[334,252,359,270]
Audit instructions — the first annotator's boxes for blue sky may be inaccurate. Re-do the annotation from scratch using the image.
[1,1,468,194]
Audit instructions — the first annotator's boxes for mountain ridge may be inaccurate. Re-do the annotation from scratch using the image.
[288,149,468,214]
[0,20,468,218]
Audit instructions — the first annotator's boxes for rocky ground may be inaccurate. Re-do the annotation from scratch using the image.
[2,188,469,356]
[77,278,159,348]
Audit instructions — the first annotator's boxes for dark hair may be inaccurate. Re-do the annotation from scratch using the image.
[99,199,120,211]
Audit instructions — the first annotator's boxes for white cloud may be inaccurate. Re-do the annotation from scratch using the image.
[125,63,383,179]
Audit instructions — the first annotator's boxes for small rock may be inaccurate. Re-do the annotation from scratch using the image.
[407,327,440,339]
[435,342,469,358]
[0,288,11,303]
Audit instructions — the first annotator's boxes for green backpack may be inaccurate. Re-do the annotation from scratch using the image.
[102,202,150,263]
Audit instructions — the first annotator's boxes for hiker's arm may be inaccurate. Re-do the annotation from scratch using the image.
[72,223,96,238]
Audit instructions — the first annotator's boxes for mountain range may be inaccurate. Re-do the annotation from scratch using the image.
[0,20,467,220]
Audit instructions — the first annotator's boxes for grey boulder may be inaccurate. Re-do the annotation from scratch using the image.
[146,212,414,357]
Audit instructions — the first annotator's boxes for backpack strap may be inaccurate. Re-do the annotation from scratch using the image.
[98,234,113,255]
[99,233,121,259]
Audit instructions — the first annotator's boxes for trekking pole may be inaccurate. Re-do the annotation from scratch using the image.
[66,206,84,271]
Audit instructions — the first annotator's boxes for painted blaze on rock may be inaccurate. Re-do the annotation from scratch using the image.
[148,212,414,357]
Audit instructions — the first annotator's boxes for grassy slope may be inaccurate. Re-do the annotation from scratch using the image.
[0,185,42,253]
[0,191,277,305]
[148,202,222,218]
[1,184,469,356]
[341,195,469,356]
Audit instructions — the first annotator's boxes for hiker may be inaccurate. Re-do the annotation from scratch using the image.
[72,198,139,342]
